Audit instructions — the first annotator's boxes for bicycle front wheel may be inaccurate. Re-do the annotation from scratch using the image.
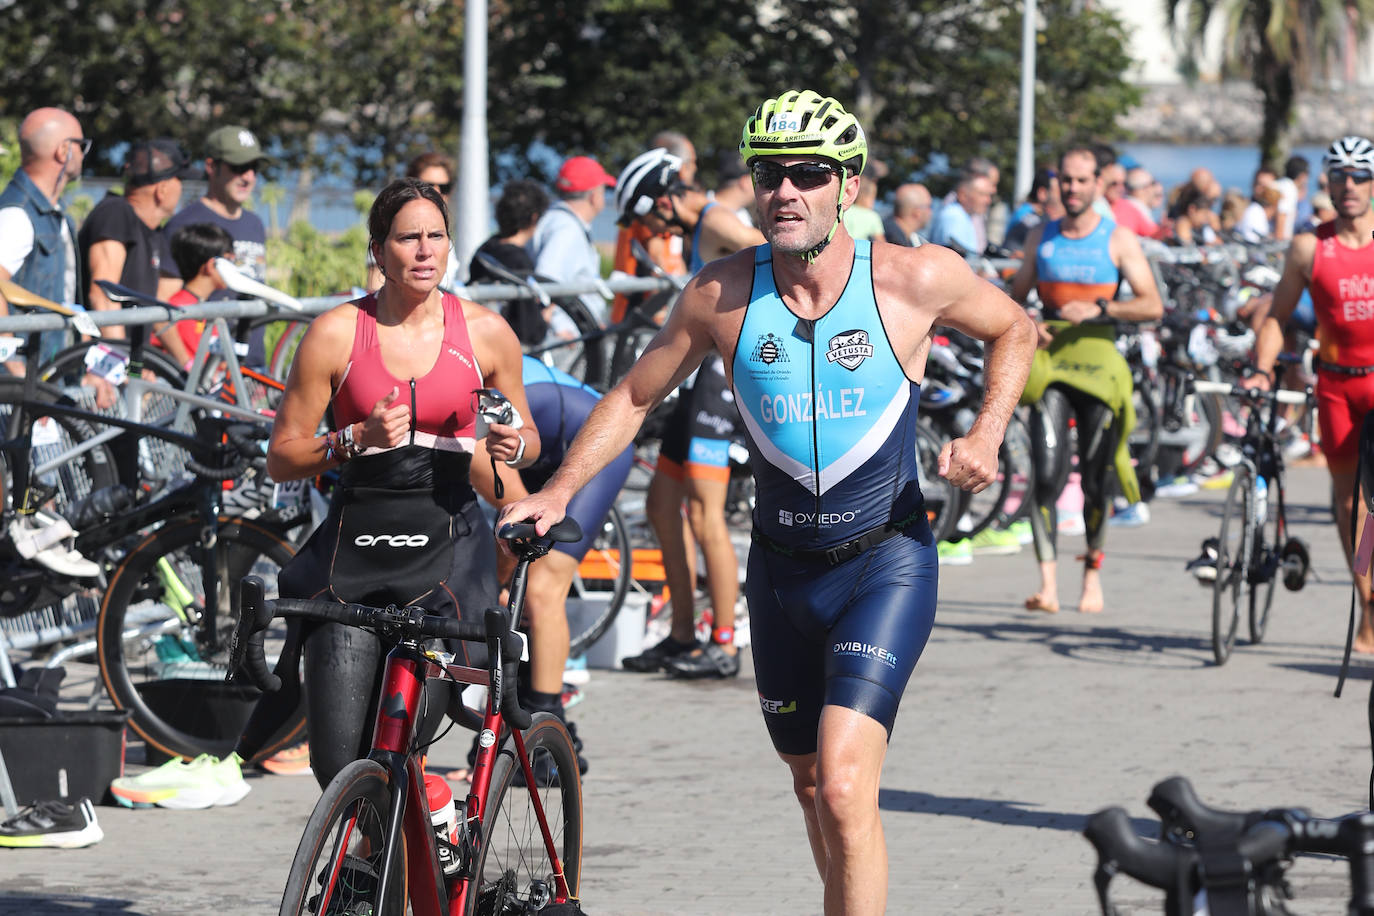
[97,517,299,760]
[567,506,632,657]
[468,713,583,916]
[280,759,407,916]
[1249,475,1281,645]
[1212,466,1253,665]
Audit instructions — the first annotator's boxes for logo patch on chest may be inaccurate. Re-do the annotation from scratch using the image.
[750,333,789,365]
[826,329,874,370]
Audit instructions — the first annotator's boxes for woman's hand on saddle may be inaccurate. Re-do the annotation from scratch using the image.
[1056,299,1105,325]
[362,386,411,449]
[938,433,999,493]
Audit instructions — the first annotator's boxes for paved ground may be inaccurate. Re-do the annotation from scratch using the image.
[2,466,1371,914]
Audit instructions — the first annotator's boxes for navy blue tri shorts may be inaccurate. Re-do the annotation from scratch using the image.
[746,524,938,756]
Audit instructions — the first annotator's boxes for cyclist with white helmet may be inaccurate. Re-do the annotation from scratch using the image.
[613,147,765,679]
[497,90,1034,914]
[1250,135,1374,653]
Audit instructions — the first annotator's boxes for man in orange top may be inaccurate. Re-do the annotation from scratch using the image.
[609,131,695,323]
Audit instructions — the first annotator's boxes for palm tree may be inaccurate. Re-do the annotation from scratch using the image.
[1165,0,1374,168]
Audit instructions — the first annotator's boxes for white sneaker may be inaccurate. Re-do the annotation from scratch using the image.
[8,516,99,577]
[1058,512,1086,537]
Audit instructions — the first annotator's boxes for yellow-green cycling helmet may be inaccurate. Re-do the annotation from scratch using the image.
[739,90,867,177]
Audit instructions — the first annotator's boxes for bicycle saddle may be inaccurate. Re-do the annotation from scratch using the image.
[94,280,166,307]
[498,517,584,544]
[0,278,76,316]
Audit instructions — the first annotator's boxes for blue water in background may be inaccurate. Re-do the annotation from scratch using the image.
[70,143,1326,244]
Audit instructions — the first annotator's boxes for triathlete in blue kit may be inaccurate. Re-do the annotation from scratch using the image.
[497,90,1036,915]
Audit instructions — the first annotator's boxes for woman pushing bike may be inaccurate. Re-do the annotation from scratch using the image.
[234,177,537,787]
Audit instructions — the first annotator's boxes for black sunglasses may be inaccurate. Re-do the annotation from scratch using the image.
[1328,167,1373,184]
[434,182,453,195]
[218,159,261,175]
[65,137,92,156]
[751,161,839,191]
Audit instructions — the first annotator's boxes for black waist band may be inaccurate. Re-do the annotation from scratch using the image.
[751,508,925,567]
[1318,360,1374,377]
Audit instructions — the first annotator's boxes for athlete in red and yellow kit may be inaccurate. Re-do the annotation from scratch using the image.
[1253,135,1374,652]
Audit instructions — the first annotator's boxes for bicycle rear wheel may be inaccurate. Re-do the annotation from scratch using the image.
[468,713,582,916]
[280,758,407,916]
[1249,474,1281,645]
[567,506,632,657]
[97,517,300,760]
[1212,466,1253,665]
[914,422,959,542]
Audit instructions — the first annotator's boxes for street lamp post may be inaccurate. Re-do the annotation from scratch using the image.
[1015,0,1038,205]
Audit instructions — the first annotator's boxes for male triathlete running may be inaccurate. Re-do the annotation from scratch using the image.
[1249,136,1374,652]
[469,355,634,767]
[612,148,764,678]
[1011,146,1164,614]
[497,90,1035,915]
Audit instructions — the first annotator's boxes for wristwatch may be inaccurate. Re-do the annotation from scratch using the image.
[1095,297,1110,317]
[503,432,528,468]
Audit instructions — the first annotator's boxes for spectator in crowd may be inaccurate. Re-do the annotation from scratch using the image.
[609,131,694,325]
[529,154,617,324]
[79,139,202,338]
[159,124,272,300]
[1169,183,1222,246]
[1112,167,1166,239]
[1169,167,1223,234]
[1219,189,1250,235]
[1234,182,1281,243]
[942,157,1000,249]
[465,179,550,344]
[1090,144,1118,219]
[156,222,235,366]
[712,155,756,227]
[1311,190,1337,224]
[0,107,87,371]
[842,172,884,242]
[930,170,995,255]
[1100,161,1127,211]
[1277,156,1312,235]
[882,182,933,247]
[1004,167,1060,254]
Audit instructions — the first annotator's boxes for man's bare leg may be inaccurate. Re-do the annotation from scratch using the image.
[646,470,699,644]
[779,751,827,878]
[522,551,578,695]
[1331,468,1374,653]
[683,475,738,655]
[1025,559,1059,613]
[1079,554,1104,614]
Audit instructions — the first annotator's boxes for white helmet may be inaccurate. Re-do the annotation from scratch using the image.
[1323,136,1374,171]
[614,149,683,227]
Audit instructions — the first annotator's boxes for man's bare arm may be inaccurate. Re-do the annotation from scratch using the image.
[1254,234,1315,381]
[86,239,128,339]
[1107,227,1164,322]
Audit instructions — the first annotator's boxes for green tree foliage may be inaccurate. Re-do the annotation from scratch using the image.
[1,0,1138,198]
[1166,0,1374,169]
[0,0,463,183]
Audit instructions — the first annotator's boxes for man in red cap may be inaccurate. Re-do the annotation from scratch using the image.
[529,154,616,321]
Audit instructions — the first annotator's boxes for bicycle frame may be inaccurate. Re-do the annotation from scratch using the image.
[355,641,571,915]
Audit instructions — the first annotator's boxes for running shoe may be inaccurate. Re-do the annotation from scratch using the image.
[1108,502,1151,528]
[937,539,973,566]
[562,654,591,686]
[621,635,699,672]
[261,742,312,776]
[1057,512,1086,537]
[969,526,1021,556]
[663,642,741,679]
[560,683,584,710]
[1186,537,1219,583]
[1154,476,1199,498]
[110,754,251,809]
[0,798,102,848]
[1009,519,1033,545]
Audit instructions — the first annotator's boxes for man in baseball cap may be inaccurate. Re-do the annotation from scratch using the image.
[159,125,272,303]
[124,139,203,188]
[555,155,616,193]
[530,154,616,320]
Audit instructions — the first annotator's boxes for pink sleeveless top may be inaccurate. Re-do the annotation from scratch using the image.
[332,292,482,453]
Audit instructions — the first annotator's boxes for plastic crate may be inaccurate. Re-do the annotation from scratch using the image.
[0,711,129,806]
